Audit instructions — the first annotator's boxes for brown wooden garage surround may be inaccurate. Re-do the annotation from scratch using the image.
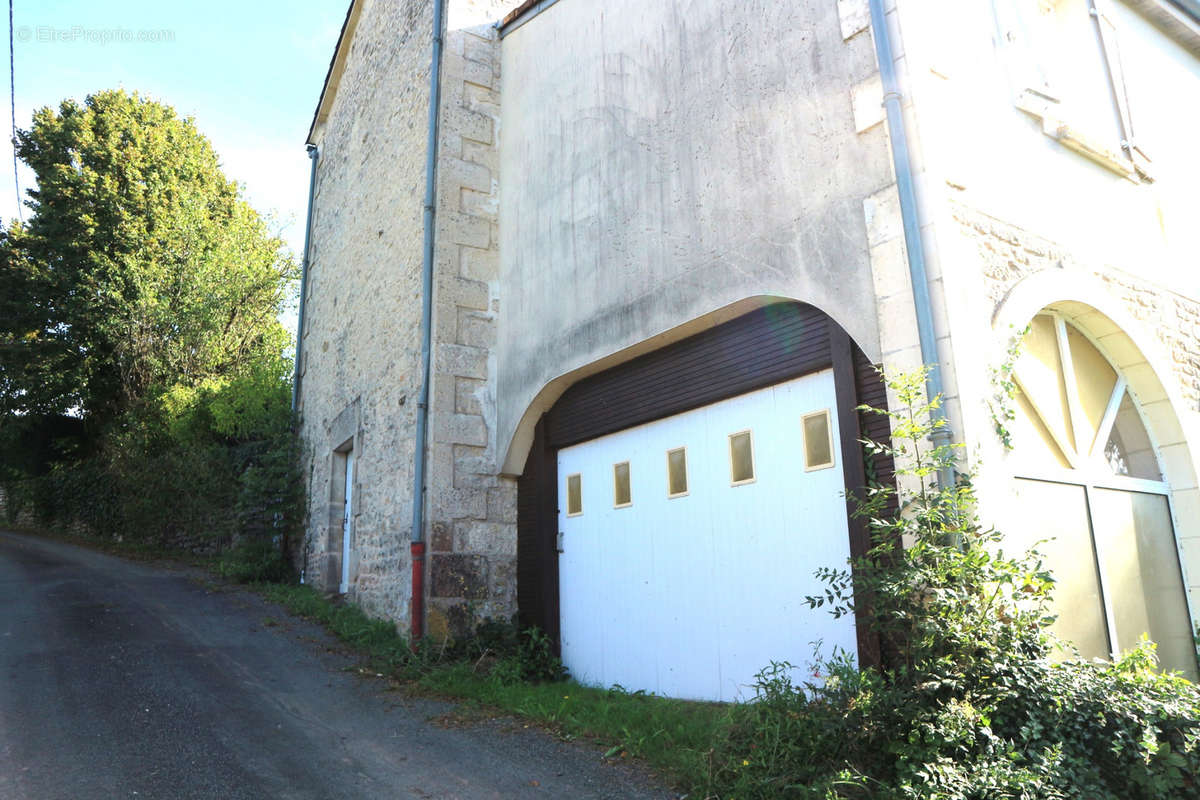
[516,301,896,667]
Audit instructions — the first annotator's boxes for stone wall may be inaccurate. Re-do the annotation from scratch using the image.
[424,4,523,639]
[297,0,523,635]
[0,483,222,552]
[954,202,1200,407]
[297,0,434,623]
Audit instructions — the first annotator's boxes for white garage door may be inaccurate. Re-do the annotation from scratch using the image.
[557,369,856,702]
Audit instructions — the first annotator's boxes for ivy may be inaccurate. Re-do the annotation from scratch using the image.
[989,324,1029,451]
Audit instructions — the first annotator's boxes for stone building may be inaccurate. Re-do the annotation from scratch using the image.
[295,0,1200,700]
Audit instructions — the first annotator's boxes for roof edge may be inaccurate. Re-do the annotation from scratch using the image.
[1125,0,1200,57]
[499,0,563,37]
[306,0,361,146]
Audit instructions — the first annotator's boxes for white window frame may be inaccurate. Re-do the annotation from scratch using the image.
[666,446,690,499]
[566,473,583,517]
[728,429,757,487]
[613,461,633,509]
[801,409,837,472]
[1008,311,1192,662]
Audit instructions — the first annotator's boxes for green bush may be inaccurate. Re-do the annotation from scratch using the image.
[0,89,301,567]
[703,369,1200,800]
[216,536,293,583]
[3,359,303,568]
[445,616,568,684]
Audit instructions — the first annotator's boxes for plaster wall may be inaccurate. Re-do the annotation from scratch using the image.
[888,0,1200,461]
[496,0,896,472]
[888,0,1200,623]
[914,0,1200,295]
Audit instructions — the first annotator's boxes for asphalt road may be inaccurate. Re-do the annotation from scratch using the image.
[0,531,671,799]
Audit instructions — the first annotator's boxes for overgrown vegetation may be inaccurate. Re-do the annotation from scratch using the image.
[0,89,302,563]
[259,583,568,683]
[221,368,1198,798]
[701,369,1200,799]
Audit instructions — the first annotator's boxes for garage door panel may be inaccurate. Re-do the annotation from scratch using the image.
[605,481,661,695]
[654,539,721,699]
[559,369,854,701]
[653,412,722,699]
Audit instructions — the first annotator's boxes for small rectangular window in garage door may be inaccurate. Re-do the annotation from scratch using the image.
[613,462,632,508]
[566,473,583,516]
[802,409,835,471]
[729,430,755,485]
[667,447,688,497]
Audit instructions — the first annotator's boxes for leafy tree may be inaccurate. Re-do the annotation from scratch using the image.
[0,90,302,563]
[0,88,296,425]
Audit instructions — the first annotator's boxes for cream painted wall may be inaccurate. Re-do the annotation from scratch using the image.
[891,0,1200,635]
[907,0,1200,298]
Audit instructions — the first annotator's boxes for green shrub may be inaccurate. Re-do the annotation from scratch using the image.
[703,368,1200,800]
[447,616,568,684]
[216,536,292,583]
[3,354,305,566]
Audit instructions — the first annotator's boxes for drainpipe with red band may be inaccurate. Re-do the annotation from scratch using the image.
[410,0,446,645]
[410,541,426,643]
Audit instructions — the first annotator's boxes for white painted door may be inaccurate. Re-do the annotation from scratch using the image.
[340,451,355,594]
[557,369,855,702]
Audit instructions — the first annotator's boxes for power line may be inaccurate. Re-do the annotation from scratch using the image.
[8,0,19,223]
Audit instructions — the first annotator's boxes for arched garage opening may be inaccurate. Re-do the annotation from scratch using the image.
[515,301,893,701]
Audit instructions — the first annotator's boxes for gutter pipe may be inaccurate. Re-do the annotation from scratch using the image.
[410,0,447,643]
[292,144,320,415]
[867,0,955,492]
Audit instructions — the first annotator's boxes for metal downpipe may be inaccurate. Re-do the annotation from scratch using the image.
[867,0,955,492]
[291,144,320,415]
[410,0,447,643]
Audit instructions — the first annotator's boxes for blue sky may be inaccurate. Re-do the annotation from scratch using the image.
[3,0,349,260]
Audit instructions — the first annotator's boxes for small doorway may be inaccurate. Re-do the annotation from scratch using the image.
[335,444,355,595]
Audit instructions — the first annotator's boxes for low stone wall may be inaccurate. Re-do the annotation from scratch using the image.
[0,483,225,553]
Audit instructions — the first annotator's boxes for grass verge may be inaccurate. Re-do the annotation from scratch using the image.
[256,582,727,790]
[419,664,726,782]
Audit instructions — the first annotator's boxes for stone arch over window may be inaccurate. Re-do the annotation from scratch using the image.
[993,272,1200,677]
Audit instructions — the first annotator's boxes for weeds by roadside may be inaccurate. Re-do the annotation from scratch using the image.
[420,666,725,781]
